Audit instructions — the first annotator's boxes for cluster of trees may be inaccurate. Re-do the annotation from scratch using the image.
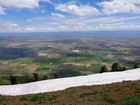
[100,63,139,73]
[10,73,49,85]
[10,63,139,85]
[10,76,17,85]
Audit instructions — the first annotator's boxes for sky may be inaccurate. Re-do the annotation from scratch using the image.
[0,0,140,32]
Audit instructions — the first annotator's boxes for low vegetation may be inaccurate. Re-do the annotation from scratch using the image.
[8,63,139,85]
[0,80,139,105]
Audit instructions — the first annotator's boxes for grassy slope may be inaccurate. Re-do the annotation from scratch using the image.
[0,80,140,105]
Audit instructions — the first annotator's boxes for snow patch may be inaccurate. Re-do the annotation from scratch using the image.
[0,68,140,96]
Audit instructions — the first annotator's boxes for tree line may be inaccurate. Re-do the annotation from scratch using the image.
[100,63,139,73]
[10,63,139,85]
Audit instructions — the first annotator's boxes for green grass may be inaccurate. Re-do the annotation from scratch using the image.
[79,92,96,98]
[79,89,101,99]
[48,95,57,102]
[30,94,45,102]
[20,96,30,101]
[103,94,116,103]
[20,94,46,104]
[33,58,64,64]
[60,58,75,63]
[36,64,50,74]
[0,75,10,85]
[117,93,140,105]
[9,58,33,65]
[0,81,140,105]
[0,97,13,104]
[90,63,102,73]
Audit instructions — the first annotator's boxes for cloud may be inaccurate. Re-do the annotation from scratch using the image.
[0,0,41,9]
[97,23,140,31]
[0,6,5,15]
[1,14,140,32]
[0,22,22,32]
[46,0,56,5]
[55,4,99,16]
[19,15,140,32]
[1,15,140,32]
[51,13,65,18]
[1,0,140,32]
[99,0,140,14]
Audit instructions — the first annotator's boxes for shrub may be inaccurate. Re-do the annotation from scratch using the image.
[10,76,17,85]
[111,63,122,71]
[43,75,48,80]
[117,93,140,105]
[30,94,45,102]
[20,96,30,101]
[48,95,57,102]
[100,65,108,73]
[79,92,93,98]
[103,94,116,103]
[122,66,127,71]
[32,73,39,81]
[133,64,139,69]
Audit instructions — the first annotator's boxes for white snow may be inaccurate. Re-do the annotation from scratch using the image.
[0,68,140,96]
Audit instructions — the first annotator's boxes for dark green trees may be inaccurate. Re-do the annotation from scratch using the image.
[122,66,127,71]
[111,63,122,71]
[100,65,108,73]
[133,64,139,69]
[43,75,48,80]
[32,73,39,81]
[10,76,17,85]
[100,63,128,73]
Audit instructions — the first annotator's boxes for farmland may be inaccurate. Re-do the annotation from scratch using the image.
[0,31,140,85]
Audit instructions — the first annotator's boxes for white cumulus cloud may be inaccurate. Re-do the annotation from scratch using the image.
[99,0,140,14]
[0,0,41,9]
[55,4,99,16]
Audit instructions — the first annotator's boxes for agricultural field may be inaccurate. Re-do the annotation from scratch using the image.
[0,32,140,85]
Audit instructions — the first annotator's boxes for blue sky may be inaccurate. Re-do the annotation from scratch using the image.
[0,0,140,32]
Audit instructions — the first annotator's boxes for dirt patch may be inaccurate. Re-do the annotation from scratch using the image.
[7,43,23,47]
[26,64,38,73]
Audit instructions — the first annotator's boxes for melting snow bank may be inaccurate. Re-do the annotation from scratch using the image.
[0,69,140,96]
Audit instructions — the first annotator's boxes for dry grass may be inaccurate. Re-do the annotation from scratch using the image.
[0,80,140,105]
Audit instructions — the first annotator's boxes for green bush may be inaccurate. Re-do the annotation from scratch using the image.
[20,96,30,101]
[79,92,94,98]
[117,93,140,105]
[48,95,57,102]
[79,90,99,98]
[30,94,45,102]
[103,94,116,103]
[100,65,108,73]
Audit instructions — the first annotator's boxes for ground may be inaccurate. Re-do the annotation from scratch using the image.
[0,80,140,105]
[0,33,140,85]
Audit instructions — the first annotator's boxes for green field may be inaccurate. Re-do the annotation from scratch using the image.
[0,34,139,85]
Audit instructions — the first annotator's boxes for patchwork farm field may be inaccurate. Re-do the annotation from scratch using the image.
[0,32,140,85]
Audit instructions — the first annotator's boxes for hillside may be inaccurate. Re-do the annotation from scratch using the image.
[0,68,140,96]
[0,80,140,105]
